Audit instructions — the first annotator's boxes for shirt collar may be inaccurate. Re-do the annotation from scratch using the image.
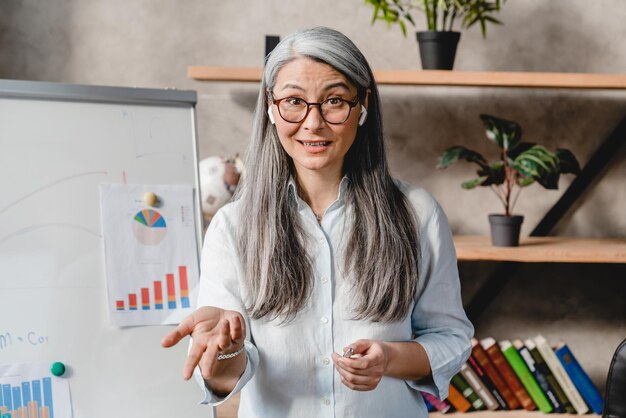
[287,175,350,210]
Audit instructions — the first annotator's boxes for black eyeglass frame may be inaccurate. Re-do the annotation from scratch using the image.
[270,94,362,125]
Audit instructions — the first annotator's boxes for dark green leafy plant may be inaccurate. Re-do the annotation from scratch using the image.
[437,114,581,216]
[364,0,505,37]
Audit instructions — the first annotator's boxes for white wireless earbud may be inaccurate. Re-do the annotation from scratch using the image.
[267,107,276,125]
[358,106,367,126]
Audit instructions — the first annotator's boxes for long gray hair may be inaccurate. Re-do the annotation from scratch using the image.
[235,26,419,322]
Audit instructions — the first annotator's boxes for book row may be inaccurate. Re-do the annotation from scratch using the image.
[421,335,604,415]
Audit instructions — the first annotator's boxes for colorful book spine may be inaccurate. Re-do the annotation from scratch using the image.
[555,343,605,414]
[467,353,508,409]
[471,338,520,410]
[460,363,499,410]
[515,339,564,412]
[421,391,452,413]
[534,335,589,414]
[525,338,576,414]
[447,383,472,413]
[501,339,552,413]
[481,337,536,411]
[451,373,485,411]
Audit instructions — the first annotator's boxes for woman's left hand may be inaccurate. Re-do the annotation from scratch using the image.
[331,339,390,391]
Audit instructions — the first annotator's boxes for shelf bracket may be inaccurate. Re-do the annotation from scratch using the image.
[465,115,626,323]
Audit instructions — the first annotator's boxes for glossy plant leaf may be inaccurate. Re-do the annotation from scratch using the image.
[462,176,489,189]
[513,145,560,189]
[480,114,522,151]
[556,148,581,174]
[437,146,488,169]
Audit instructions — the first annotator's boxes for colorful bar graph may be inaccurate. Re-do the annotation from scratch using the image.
[166,273,176,309]
[141,288,150,310]
[114,265,191,311]
[154,281,163,309]
[179,266,190,308]
[0,378,53,418]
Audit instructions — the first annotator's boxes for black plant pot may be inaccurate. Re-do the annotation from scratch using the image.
[488,214,524,247]
[416,31,461,70]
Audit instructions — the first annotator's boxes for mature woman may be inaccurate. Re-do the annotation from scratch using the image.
[163,26,473,417]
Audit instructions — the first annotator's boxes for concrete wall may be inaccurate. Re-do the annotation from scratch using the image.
[1,0,624,392]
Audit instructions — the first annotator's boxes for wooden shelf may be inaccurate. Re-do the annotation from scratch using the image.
[454,236,626,263]
[188,67,626,89]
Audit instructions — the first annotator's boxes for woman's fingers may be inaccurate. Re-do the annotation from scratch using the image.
[161,306,223,347]
[183,338,209,380]
[161,312,197,347]
[198,320,231,379]
[335,362,381,391]
[228,314,245,343]
[199,337,221,379]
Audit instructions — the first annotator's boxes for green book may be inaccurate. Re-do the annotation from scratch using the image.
[451,373,485,411]
[500,340,553,413]
[525,338,576,414]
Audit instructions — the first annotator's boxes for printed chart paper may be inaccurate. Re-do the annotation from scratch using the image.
[0,362,72,418]
[100,184,200,326]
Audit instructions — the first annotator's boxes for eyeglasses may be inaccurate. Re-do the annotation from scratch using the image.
[271,95,361,124]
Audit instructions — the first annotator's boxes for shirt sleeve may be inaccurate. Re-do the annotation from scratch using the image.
[405,198,474,399]
[191,208,259,406]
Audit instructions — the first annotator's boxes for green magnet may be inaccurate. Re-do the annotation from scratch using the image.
[51,362,66,377]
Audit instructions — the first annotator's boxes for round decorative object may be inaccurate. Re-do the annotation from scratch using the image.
[199,155,243,220]
[51,362,66,377]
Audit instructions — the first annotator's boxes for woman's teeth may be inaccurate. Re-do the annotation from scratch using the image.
[301,141,330,147]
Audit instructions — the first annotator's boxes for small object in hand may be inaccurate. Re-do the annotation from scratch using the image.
[342,347,354,358]
[143,192,159,207]
[51,362,66,377]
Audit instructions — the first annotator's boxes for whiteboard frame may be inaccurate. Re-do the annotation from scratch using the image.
[0,79,213,417]
[0,78,204,256]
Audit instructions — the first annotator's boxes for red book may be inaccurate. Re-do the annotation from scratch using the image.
[472,338,520,410]
[481,337,536,411]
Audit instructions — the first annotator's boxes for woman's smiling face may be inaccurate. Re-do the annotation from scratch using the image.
[269,56,365,179]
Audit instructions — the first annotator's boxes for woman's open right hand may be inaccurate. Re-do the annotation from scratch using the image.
[161,306,246,380]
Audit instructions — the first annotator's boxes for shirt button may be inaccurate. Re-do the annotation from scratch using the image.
[323,398,331,406]
[322,357,330,365]
[320,316,328,324]
[321,276,328,284]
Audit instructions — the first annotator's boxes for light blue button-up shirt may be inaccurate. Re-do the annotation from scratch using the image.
[193,178,473,418]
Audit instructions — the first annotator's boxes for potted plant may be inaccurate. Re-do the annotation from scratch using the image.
[437,114,581,247]
[364,0,505,70]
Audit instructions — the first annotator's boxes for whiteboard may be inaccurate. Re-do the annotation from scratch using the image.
[0,80,213,418]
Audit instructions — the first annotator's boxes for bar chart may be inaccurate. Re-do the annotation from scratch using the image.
[0,377,54,418]
[115,265,190,311]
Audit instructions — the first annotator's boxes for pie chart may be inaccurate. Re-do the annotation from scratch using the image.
[132,209,167,245]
